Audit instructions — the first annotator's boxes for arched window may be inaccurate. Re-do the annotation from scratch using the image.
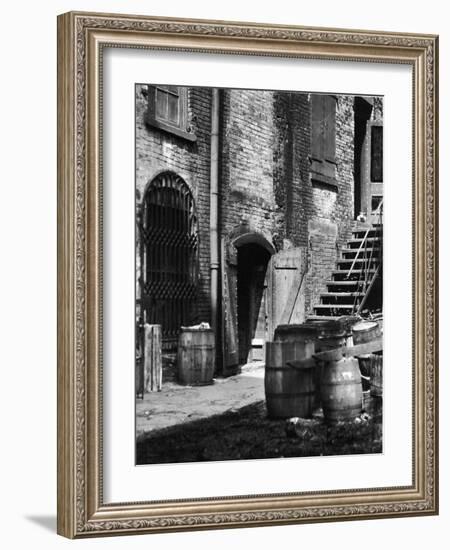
[140,172,198,345]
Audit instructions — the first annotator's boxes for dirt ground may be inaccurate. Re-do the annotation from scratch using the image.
[136,362,265,435]
[136,363,382,465]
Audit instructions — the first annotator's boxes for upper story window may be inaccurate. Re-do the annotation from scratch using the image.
[310,94,337,187]
[145,85,196,142]
[370,125,383,183]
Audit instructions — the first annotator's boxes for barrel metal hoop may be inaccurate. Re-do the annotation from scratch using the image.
[321,379,361,387]
[266,391,315,398]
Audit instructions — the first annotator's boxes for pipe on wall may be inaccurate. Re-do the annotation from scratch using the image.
[210,88,220,337]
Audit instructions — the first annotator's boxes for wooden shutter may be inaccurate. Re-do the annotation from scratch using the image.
[323,95,336,163]
[310,95,337,185]
[311,95,324,160]
[267,248,307,339]
[221,239,239,375]
[145,85,195,141]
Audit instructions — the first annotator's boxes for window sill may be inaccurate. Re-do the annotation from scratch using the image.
[311,176,339,192]
[145,114,197,143]
[310,157,337,190]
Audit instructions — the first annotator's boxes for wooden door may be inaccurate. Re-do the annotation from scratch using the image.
[221,238,239,376]
[267,248,307,340]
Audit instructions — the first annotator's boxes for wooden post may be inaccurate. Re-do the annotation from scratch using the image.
[144,324,162,392]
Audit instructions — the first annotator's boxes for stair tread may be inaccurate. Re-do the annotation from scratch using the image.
[352,229,381,236]
[314,304,354,310]
[338,258,380,264]
[320,292,364,297]
[326,280,364,286]
[342,247,381,254]
[348,237,381,245]
[332,269,378,274]
[332,273,376,281]
[306,315,341,321]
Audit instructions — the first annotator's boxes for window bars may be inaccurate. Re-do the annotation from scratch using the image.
[140,172,199,345]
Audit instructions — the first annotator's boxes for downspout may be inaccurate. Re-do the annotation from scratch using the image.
[210,88,220,338]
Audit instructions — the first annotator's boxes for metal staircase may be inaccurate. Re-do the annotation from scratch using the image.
[308,204,383,321]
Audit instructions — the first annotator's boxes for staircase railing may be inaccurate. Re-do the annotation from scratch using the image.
[346,226,372,280]
[356,263,381,314]
[351,200,383,314]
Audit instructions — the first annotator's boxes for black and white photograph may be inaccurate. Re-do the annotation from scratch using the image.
[135,84,384,465]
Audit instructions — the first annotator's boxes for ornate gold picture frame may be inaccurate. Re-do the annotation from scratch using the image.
[57,11,438,538]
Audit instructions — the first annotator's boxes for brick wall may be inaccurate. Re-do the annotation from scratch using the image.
[220,89,277,245]
[273,93,355,313]
[136,85,380,344]
[135,85,212,324]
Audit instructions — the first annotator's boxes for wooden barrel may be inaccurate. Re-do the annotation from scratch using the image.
[352,320,380,345]
[337,315,361,348]
[274,324,319,409]
[362,389,371,412]
[370,354,383,396]
[357,354,372,391]
[316,320,347,352]
[320,357,363,422]
[177,328,215,386]
[265,341,315,419]
[274,324,318,346]
[135,353,144,399]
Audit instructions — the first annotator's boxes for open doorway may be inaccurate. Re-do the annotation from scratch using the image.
[236,243,271,365]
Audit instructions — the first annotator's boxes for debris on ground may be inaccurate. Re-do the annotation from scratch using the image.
[136,399,382,465]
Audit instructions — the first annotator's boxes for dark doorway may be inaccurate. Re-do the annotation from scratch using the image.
[237,243,271,365]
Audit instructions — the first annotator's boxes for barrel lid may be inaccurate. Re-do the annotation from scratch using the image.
[352,321,378,332]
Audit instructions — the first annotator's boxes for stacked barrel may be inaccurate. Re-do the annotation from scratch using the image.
[352,320,383,414]
[265,318,382,422]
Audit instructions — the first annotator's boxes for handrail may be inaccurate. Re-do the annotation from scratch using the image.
[346,226,371,279]
[350,200,383,314]
[356,264,381,314]
[346,199,383,280]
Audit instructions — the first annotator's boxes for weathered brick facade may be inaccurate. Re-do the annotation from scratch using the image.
[220,89,276,250]
[136,84,383,370]
[135,85,212,324]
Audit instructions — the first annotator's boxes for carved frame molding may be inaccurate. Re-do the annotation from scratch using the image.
[57,11,438,538]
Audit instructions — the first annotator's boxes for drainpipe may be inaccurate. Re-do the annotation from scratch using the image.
[210,88,220,338]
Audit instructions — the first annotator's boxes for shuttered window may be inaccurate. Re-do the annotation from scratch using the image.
[310,94,337,186]
[370,125,383,182]
[145,85,196,142]
[140,172,199,345]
